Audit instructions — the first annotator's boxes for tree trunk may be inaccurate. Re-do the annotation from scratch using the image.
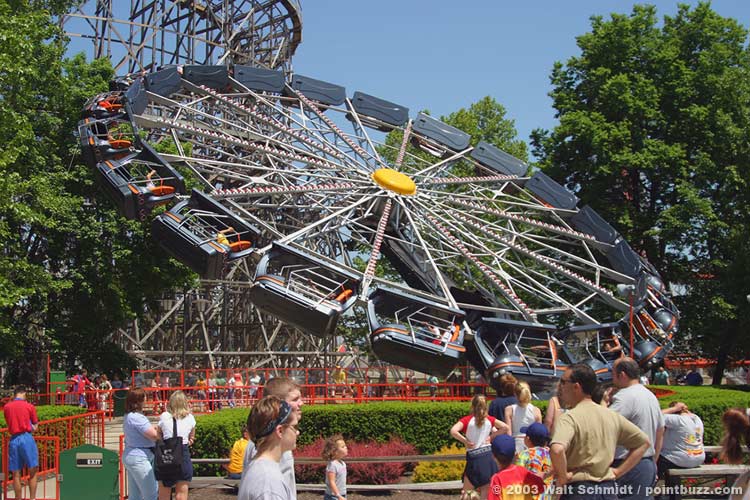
[713,347,728,385]
[712,320,738,385]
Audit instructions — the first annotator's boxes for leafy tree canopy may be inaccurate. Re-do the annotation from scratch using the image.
[0,0,195,385]
[530,3,750,372]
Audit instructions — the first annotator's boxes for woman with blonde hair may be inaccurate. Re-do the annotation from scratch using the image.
[504,381,542,453]
[238,395,300,500]
[450,394,509,500]
[157,390,196,500]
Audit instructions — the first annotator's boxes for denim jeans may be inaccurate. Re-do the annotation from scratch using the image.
[124,449,158,500]
[614,457,657,500]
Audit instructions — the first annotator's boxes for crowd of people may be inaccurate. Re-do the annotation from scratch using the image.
[450,358,711,500]
[10,357,750,500]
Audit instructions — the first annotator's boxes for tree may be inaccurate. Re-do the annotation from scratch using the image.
[442,96,527,161]
[0,1,194,385]
[531,3,750,380]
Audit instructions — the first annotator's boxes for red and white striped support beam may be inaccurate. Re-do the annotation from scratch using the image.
[450,211,615,300]
[421,174,516,185]
[146,116,341,170]
[193,83,344,159]
[212,181,358,199]
[360,199,393,297]
[291,90,372,163]
[451,200,600,244]
[423,212,536,319]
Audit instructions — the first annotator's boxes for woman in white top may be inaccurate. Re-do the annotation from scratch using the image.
[450,394,509,500]
[505,381,542,453]
[157,391,196,500]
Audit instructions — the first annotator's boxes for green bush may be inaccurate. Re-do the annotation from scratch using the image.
[190,386,749,475]
[0,404,86,428]
[193,407,249,476]
[652,385,750,445]
[413,443,465,483]
[0,405,87,459]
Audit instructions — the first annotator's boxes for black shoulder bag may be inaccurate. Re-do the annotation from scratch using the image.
[154,417,183,481]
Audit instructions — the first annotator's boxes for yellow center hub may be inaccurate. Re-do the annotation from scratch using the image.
[372,168,416,195]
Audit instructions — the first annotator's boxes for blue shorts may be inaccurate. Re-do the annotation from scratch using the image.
[9,433,39,472]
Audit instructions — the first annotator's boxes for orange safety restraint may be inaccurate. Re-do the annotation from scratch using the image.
[334,289,353,303]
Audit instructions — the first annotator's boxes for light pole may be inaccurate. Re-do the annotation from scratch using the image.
[182,289,191,372]
[617,284,637,355]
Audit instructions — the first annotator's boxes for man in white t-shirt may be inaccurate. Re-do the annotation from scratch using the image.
[610,357,665,500]
[248,370,261,399]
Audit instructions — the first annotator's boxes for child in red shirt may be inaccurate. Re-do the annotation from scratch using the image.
[488,434,546,500]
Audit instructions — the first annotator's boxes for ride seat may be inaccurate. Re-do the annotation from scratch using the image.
[229,240,252,252]
[332,288,353,303]
[109,139,132,149]
[148,185,176,196]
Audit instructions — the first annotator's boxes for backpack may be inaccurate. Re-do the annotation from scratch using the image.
[154,417,183,481]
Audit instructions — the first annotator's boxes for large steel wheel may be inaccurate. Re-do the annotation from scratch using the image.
[79,66,679,390]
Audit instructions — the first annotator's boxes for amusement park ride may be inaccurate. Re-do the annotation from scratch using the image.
[69,0,679,393]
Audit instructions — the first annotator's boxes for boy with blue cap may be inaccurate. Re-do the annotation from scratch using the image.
[515,423,552,498]
[488,434,546,500]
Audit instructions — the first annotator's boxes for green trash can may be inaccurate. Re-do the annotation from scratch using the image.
[59,444,119,500]
[113,389,128,417]
[49,371,67,402]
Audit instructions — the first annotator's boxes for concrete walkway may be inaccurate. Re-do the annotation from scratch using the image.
[103,415,159,452]
[104,416,124,451]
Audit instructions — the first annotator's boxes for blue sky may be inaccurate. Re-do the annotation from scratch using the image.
[292,1,750,158]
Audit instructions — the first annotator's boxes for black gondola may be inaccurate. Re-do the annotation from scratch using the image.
[78,117,135,166]
[347,91,409,131]
[82,127,185,220]
[474,318,568,394]
[410,112,471,158]
[83,92,127,120]
[249,243,360,337]
[152,189,259,279]
[630,307,674,369]
[367,287,466,377]
[556,323,625,382]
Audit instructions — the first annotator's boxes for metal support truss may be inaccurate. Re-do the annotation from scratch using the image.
[61,0,303,74]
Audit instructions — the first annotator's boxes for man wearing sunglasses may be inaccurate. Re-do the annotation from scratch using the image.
[550,364,650,500]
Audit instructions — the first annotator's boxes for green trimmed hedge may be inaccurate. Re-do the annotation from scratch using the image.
[0,405,87,458]
[295,402,474,453]
[192,408,248,476]
[192,386,750,472]
[0,405,86,428]
[651,385,750,445]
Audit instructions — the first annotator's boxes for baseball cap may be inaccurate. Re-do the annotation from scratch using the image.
[491,434,516,459]
[521,422,550,446]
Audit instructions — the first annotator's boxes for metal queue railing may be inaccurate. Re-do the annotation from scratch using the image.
[0,411,105,500]
[1,435,60,500]
[21,380,489,418]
